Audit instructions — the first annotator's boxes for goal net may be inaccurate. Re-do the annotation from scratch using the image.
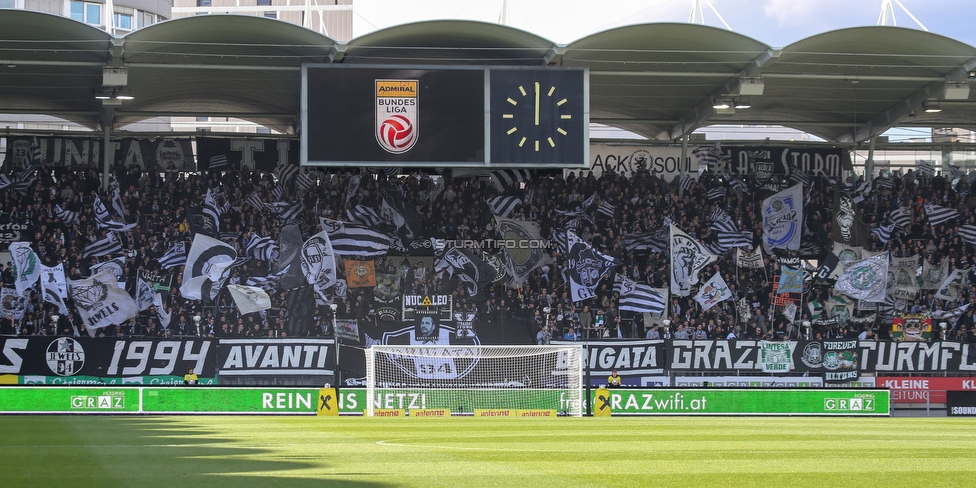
[365,345,583,417]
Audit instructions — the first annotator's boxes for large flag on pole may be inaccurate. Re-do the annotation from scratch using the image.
[68,269,139,331]
[670,225,717,297]
[39,263,68,315]
[300,229,338,303]
[227,284,272,314]
[9,242,40,296]
[180,234,237,301]
[694,272,733,311]
[761,183,803,253]
[493,216,550,286]
[834,253,889,302]
[831,186,870,247]
[565,230,617,301]
[615,277,667,314]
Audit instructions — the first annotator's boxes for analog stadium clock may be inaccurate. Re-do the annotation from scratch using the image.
[489,68,587,167]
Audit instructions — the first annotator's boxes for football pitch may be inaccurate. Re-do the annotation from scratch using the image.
[1,416,975,487]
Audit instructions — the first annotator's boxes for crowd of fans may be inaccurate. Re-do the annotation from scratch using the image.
[3,155,976,344]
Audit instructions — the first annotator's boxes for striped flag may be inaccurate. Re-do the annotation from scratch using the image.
[271,185,284,202]
[346,205,384,227]
[486,196,522,218]
[950,165,965,179]
[890,207,912,229]
[916,160,935,177]
[716,231,753,249]
[691,144,728,169]
[55,205,78,226]
[596,201,615,218]
[622,231,668,253]
[728,177,750,195]
[788,169,811,187]
[703,240,730,255]
[706,187,726,200]
[208,154,229,170]
[490,169,530,192]
[157,242,187,269]
[871,223,896,244]
[677,173,694,191]
[320,218,392,257]
[274,161,299,186]
[110,183,128,219]
[875,178,893,190]
[82,232,122,259]
[30,136,42,165]
[924,203,958,225]
[295,172,315,192]
[246,191,265,211]
[710,207,738,233]
[10,168,36,192]
[0,174,11,190]
[203,189,222,232]
[378,167,401,177]
[243,234,279,262]
[960,225,976,245]
[93,196,136,231]
[615,277,667,314]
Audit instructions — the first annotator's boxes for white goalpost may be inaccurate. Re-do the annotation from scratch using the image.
[364,345,584,417]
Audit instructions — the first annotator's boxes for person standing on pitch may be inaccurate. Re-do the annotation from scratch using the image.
[184,367,199,385]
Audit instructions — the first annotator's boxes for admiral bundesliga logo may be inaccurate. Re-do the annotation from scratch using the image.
[375,79,419,154]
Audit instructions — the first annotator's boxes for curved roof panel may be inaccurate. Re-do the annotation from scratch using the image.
[2,12,976,144]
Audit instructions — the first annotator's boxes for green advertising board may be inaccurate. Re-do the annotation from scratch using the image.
[0,387,142,413]
[599,388,890,415]
[0,387,890,415]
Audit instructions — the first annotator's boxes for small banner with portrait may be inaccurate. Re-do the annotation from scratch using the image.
[892,313,933,342]
[821,339,860,383]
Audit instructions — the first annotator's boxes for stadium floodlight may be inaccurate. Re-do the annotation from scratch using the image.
[365,345,584,417]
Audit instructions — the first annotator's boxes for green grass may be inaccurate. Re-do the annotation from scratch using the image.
[1,416,976,487]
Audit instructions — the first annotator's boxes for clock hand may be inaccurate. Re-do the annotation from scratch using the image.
[534,81,540,126]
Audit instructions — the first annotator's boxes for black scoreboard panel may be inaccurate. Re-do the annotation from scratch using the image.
[302,65,587,168]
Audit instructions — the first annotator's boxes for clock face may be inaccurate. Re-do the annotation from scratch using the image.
[489,68,587,167]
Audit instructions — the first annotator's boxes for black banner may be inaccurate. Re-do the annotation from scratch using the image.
[822,339,860,383]
[947,391,976,416]
[216,338,334,376]
[572,339,667,387]
[4,137,194,171]
[0,337,216,378]
[708,146,848,181]
[195,137,299,172]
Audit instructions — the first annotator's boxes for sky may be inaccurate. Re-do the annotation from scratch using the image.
[350,0,976,48]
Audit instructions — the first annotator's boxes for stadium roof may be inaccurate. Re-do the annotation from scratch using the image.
[2,10,976,143]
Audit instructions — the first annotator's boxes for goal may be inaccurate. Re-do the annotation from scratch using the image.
[365,345,583,417]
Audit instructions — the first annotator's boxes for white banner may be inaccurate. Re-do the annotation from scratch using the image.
[69,269,138,330]
[669,225,717,297]
[761,183,803,253]
[9,242,40,296]
[572,145,699,180]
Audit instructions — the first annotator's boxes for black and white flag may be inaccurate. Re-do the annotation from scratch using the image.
[227,284,272,314]
[486,196,522,218]
[346,205,385,227]
[203,189,222,233]
[716,231,753,249]
[180,234,237,301]
[736,245,765,269]
[69,269,138,332]
[490,169,530,193]
[493,216,550,286]
[565,230,616,302]
[55,205,78,226]
[710,207,738,233]
[300,229,338,303]
[916,160,935,177]
[706,187,726,201]
[670,224,718,297]
[82,232,122,259]
[924,203,958,225]
[40,263,69,315]
[157,241,187,269]
[871,223,896,244]
[615,277,666,314]
[320,218,392,257]
[244,234,279,262]
[622,230,669,254]
[960,225,976,246]
[890,207,912,229]
[432,238,497,296]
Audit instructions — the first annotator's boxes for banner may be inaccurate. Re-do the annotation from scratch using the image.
[344,260,376,288]
[760,341,792,373]
[575,145,697,180]
[215,338,335,376]
[892,314,933,342]
[68,269,139,331]
[834,253,889,302]
[493,217,549,285]
[0,337,216,377]
[761,183,803,253]
[195,137,299,172]
[335,319,360,343]
[877,377,976,404]
[565,230,616,301]
[710,146,847,181]
[226,284,272,314]
[600,388,886,416]
[552,339,667,387]
[736,246,764,269]
[4,136,194,170]
[822,340,860,383]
